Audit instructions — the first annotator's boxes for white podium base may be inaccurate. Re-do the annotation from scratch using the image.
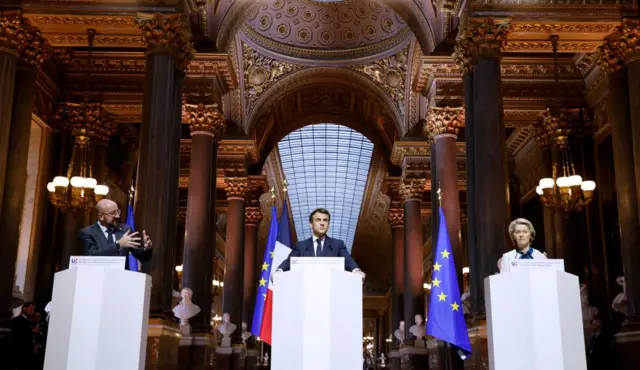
[485,270,586,370]
[272,268,362,370]
[44,267,151,370]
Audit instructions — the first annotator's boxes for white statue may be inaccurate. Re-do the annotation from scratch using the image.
[217,312,237,347]
[241,322,252,344]
[612,276,628,316]
[580,284,599,344]
[409,314,426,338]
[172,288,201,326]
[44,301,52,322]
[393,321,405,343]
[262,353,270,366]
[379,353,387,367]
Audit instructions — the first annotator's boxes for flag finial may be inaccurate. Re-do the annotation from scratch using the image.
[283,178,288,192]
[437,182,442,204]
[270,186,275,200]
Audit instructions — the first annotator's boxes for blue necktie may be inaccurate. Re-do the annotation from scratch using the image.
[517,248,534,259]
[316,239,322,257]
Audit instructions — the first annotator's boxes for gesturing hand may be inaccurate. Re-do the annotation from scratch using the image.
[118,230,141,248]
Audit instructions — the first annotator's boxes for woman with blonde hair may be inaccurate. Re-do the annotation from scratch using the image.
[498,218,547,272]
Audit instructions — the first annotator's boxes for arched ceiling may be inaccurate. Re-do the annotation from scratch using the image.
[241,0,411,60]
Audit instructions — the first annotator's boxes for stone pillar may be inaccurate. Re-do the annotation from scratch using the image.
[136,12,195,370]
[400,180,424,341]
[182,103,225,332]
[599,35,640,366]
[222,177,249,366]
[452,18,511,369]
[425,106,465,284]
[387,204,404,340]
[243,206,262,331]
[454,17,510,317]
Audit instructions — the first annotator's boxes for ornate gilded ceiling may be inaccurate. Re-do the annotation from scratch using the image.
[242,0,410,60]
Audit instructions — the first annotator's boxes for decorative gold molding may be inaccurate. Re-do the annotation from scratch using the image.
[390,141,430,167]
[400,180,426,202]
[224,177,250,199]
[424,106,464,141]
[597,38,625,73]
[136,13,195,71]
[245,206,263,226]
[55,102,115,143]
[182,103,225,140]
[387,207,403,227]
[1,11,51,65]
[453,18,512,73]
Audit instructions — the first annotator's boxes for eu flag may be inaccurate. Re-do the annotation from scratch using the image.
[124,203,139,272]
[426,207,472,358]
[251,205,278,336]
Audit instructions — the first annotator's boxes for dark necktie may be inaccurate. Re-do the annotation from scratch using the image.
[107,228,115,245]
[316,239,322,257]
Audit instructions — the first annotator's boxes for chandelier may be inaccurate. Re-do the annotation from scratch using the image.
[534,35,595,212]
[46,29,109,212]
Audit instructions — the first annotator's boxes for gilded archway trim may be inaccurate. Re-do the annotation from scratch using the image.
[245,67,404,136]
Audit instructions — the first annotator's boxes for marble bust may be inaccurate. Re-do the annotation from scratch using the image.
[393,321,405,343]
[217,313,237,347]
[241,322,252,344]
[409,314,426,347]
[379,353,387,366]
[172,288,201,326]
[612,276,628,316]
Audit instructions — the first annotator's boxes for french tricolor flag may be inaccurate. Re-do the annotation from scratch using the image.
[251,200,292,344]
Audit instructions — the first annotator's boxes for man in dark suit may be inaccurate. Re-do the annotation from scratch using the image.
[11,301,35,370]
[277,208,365,279]
[78,199,152,270]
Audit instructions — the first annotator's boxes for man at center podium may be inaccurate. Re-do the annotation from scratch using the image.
[277,208,366,279]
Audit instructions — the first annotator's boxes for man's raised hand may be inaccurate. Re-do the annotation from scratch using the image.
[118,229,141,248]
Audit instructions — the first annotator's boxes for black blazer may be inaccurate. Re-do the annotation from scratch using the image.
[78,222,152,270]
[278,236,359,272]
[10,314,33,355]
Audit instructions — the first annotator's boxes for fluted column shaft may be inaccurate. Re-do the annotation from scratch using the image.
[401,181,424,340]
[223,178,248,344]
[388,207,404,332]
[243,207,262,330]
[0,50,17,217]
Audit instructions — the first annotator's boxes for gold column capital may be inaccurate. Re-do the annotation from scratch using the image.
[245,206,263,226]
[453,18,511,73]
[597,38,625,74]
[183,103,226,141]
[387,207,404,227]
[0,11,51,65]
[399,179,426,203]
[619,22,640,65]
[55,102,116,144]
[137,13,195,71]
[224,177,250,200]
[424,106,464,142]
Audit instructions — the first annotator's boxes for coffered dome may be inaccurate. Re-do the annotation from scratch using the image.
[241,0,410,60]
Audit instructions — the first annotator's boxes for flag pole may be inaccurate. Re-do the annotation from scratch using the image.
[436,184,452,370]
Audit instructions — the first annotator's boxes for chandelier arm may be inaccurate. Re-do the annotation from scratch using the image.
[567,144,578,176]
[87,140,93,179]
[66,139,78,179]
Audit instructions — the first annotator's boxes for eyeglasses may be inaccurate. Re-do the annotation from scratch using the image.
[102,209,120,217]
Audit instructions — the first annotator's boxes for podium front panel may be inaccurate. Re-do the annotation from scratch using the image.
[44,267,152,370]
[485,270,586,370]
[272,268,362,370]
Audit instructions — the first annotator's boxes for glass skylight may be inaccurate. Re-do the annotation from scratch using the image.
[278,124,374,251]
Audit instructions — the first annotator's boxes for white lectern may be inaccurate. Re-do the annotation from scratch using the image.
[485,266,586,370]
[44,266,152,370]
[272,257,362,370]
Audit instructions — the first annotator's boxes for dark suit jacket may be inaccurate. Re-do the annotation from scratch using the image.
[278,236,359,272]
[78,222,152,270]
[10,314,33,356]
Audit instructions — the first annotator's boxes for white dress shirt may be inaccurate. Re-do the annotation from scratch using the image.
[312,235,325,256]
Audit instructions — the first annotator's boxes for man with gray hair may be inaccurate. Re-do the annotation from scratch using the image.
[78,199,153,271]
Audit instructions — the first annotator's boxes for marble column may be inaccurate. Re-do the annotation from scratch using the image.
[0,15,49,336]
[182,103,225,332]
[455,18,510,316]
[136,13,194,370]
[598,36,640,367]
[222,177,249,347]
[426,106,465,284]
[400,180,424,341]
[243,206,262,330]
[452,18,510,370]
[388,205,404,340]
